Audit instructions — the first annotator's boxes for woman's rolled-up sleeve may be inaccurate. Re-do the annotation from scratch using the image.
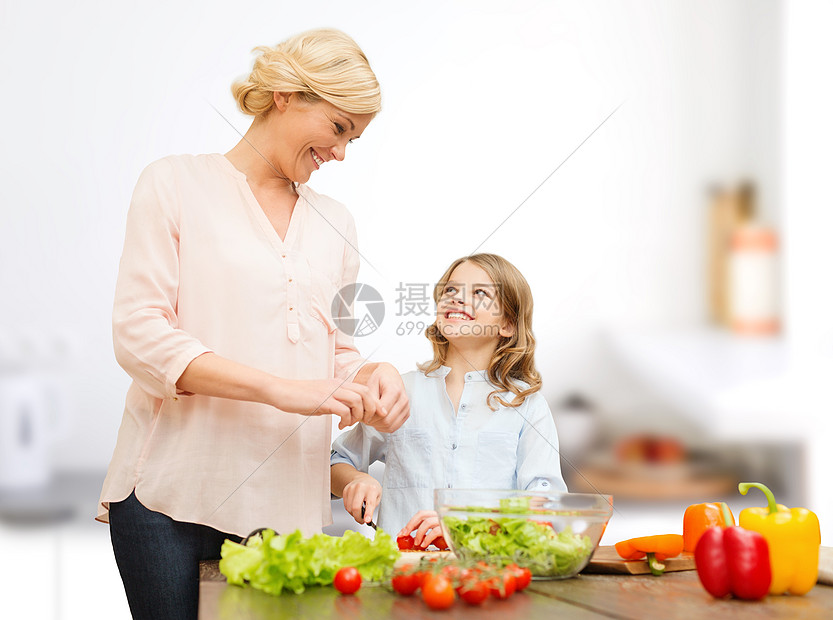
[112,159,211,400]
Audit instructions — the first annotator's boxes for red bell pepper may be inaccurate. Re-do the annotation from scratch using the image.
[694,502,771,600]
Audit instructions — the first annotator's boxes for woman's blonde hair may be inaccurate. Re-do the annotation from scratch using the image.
[420,253,542,409]
[232,28,381,116]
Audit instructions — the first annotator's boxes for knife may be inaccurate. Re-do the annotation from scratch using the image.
[361,501,378,530]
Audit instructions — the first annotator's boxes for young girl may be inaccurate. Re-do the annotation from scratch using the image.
[330,253,567,546]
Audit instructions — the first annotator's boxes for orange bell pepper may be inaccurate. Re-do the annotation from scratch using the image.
[615,534,684,575]
[683,502,735,552]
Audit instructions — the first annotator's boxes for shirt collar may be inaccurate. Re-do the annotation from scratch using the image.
[425,365,489,383]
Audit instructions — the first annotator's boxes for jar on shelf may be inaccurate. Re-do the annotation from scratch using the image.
[728,225,780,335]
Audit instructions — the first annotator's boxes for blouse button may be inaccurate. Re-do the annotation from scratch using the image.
[461,403,467,409]
[452,443,458,450]
[289,307,294,311]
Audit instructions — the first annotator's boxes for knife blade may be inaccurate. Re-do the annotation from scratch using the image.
[361,501,378,530]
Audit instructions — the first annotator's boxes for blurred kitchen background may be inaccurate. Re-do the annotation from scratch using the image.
[2,1,832,617]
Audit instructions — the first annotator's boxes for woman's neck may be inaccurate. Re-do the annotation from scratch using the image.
[225,117,294,191]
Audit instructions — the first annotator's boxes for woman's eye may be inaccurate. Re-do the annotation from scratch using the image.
[444,285,457,296]
[334,123,345,134]
[474,288,489,297]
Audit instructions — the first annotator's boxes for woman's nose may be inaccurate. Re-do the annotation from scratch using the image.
[331,143,346,161]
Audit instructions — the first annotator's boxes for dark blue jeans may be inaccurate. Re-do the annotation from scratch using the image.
[109,490,242,620]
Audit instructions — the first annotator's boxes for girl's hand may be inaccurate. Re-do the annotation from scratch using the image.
[355,363,410,433]
[398,510,442,549]
[271,378,378,429]
[341,474,382,525]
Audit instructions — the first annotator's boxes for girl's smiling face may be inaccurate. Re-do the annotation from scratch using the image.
[267,93,374,184]
[435,261,514,343]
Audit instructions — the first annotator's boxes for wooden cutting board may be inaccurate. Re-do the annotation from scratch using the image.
[583,545,696,574]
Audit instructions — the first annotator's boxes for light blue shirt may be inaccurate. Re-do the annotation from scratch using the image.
[330,367,567,535]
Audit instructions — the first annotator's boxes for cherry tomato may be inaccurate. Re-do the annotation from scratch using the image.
[440,564,461,582]
[396,534,415,550]
[488,572,516,600]
[333,566,362,595]
[458,578,490,605]
[421,575,455,610]
[506,563,532,591]
[413,570,430,588]
[391,570,420,596]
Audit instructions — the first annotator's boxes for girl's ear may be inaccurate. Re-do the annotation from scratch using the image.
[499,320,515,339]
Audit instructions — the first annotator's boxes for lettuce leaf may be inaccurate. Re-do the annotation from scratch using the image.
[219,528,398,596]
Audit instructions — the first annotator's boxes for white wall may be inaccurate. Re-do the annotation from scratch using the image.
[0,1,783,474]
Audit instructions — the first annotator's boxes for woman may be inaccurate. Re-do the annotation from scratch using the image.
[98,28,408,619]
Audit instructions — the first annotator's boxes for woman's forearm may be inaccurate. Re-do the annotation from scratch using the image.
[175,352,281,405]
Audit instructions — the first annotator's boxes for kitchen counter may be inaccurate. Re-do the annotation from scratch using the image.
[198,560,833,619]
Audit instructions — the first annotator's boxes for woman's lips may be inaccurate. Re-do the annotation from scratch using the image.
[311,149,325,169]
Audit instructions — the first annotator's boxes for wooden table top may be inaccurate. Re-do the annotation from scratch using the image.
[199,560,833,619]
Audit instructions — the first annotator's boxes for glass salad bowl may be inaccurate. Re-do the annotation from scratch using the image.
[435,489,613,580]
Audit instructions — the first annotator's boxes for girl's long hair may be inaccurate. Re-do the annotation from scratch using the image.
[419,253,541,409]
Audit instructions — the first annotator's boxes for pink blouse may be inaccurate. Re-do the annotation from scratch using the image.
[98,153,363,537]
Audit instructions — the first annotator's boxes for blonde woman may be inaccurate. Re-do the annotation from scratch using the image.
[331,253,567,545]
[99,28,409,619]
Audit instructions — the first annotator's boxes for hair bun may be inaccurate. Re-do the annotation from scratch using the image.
[231,28,381,117]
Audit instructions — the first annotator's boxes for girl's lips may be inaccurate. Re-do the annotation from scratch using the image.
[444,310,474,320]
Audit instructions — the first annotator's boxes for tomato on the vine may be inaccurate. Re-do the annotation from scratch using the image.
[421,574,455,610]
[333,566,362,594]
[391,570,420,596]
[396,534,415,550]
[488,571,516,600]
[506,563,532,591]
[439,563,461,582]
[458,577,490,605]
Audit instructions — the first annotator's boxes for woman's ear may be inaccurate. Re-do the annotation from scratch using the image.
[499,321,515,339]
[272,91,292,111]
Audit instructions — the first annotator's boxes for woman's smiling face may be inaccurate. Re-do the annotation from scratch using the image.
[435,261,514,343]
[268,93,374,184]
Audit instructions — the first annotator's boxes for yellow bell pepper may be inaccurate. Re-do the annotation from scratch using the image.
[738,482,821,595]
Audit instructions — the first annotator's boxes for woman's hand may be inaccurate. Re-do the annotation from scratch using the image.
[341,473,382,525]
[398,510,442,549]
[271,378,379,429]
[354,362,410,433]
